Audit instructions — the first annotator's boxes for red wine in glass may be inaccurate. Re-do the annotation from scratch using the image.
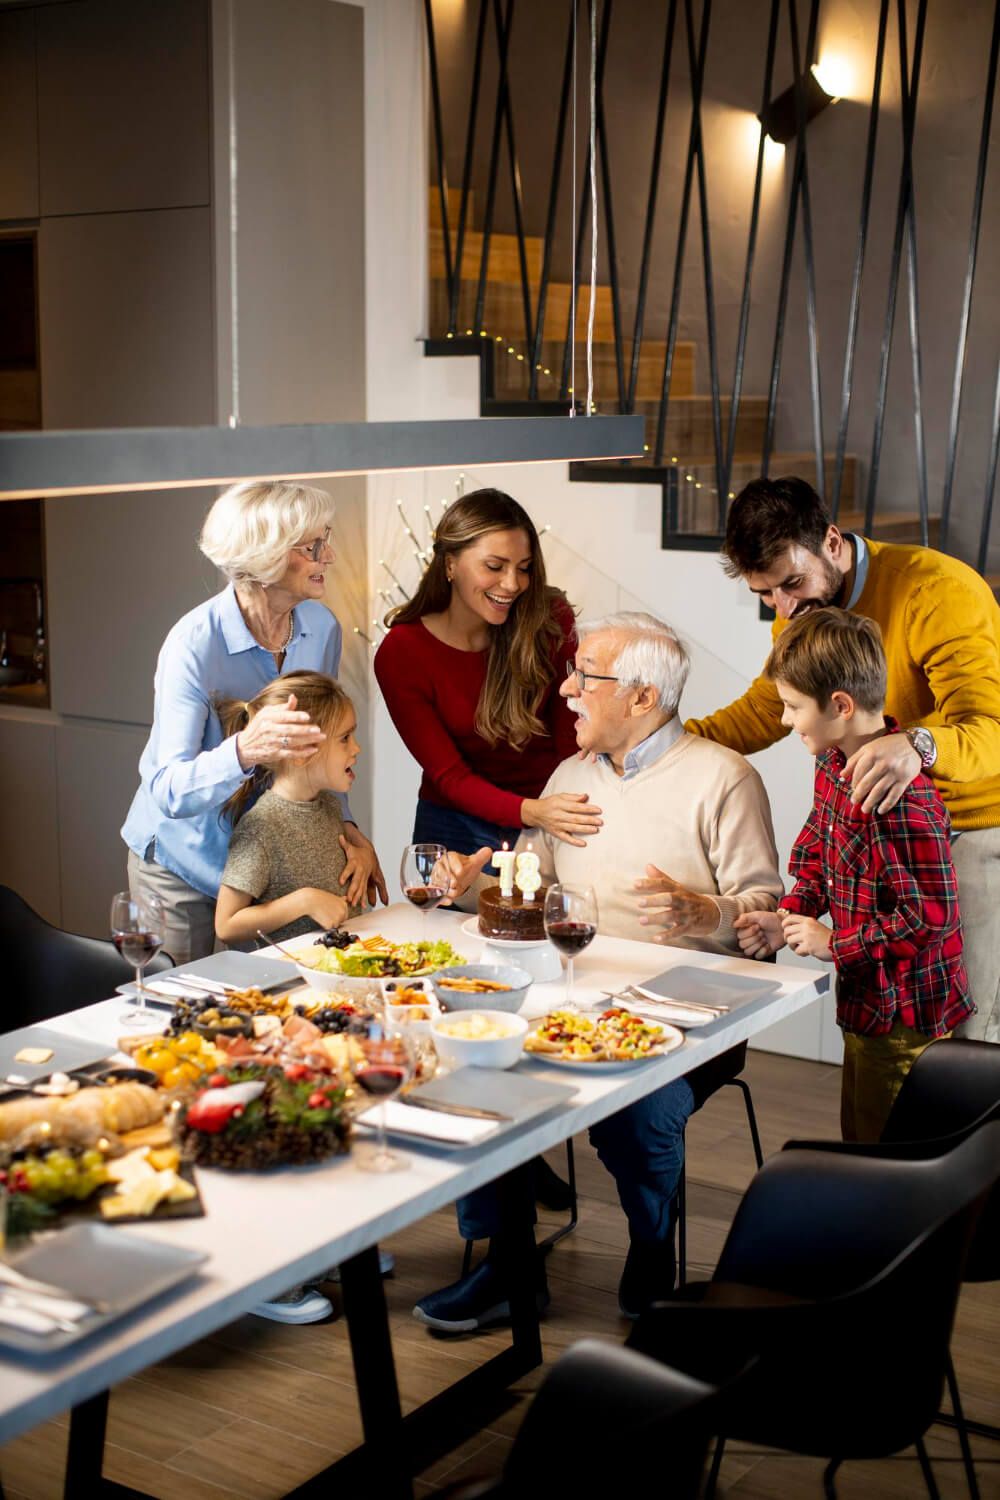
[111,890,165,1027]
[113,930,163,967]
[355,1064,407,1098]
[403,885,447,909]
[400,843,448,918]
[546,920,597,957]
[544,884,598,1009]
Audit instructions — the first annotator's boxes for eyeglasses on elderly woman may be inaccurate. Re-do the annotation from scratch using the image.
[292,527,333,564]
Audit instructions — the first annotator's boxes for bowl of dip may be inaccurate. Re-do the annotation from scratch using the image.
[430,1009,529,1070]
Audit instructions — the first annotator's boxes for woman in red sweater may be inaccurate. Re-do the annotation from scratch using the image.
[374,489,602,858]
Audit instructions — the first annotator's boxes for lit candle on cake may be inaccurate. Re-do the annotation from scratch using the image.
[514,848,542,904]
[492,843,517,900]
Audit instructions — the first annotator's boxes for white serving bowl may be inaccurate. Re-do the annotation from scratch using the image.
[430,1009,529,1070]
[293,959,380,998]
[430,964,532,1015]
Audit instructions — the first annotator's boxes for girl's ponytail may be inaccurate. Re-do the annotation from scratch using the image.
[215,696,270,826]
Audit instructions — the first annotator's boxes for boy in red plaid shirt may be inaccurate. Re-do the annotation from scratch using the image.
[735,608,973,1141]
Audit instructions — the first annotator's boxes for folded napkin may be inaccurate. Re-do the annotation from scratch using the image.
[356,1100,498,1145]
[622,996,714,1028]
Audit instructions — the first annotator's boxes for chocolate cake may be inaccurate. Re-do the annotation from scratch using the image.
[478,882,549,941]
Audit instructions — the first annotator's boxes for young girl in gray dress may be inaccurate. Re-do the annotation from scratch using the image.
[215,672,366,946]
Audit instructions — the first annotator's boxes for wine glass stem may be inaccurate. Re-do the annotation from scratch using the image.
[377,1101,388,1161]
[135,964,146,1013]
[566,955,575,1008]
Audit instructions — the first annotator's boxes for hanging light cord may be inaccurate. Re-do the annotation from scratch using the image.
[227,0,240,428]
[585,0,598,416]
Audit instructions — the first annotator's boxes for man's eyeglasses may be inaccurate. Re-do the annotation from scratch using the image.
[565,660,621,692]
[293,527,332,563]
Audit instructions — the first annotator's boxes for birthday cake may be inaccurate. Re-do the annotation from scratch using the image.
[478,883,550,942]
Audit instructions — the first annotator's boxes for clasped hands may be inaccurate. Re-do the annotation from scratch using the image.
[734,909,833,961]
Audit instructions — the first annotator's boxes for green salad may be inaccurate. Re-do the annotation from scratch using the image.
[309,938,465,978]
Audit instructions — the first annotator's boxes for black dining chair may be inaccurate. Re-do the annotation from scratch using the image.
[0,884,171,1032]
[437,1338,721,1500]
[782,1037,1000,1498]
[627,1125,1000,1499]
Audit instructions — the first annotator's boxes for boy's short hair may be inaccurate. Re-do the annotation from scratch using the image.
[764,607,887,712]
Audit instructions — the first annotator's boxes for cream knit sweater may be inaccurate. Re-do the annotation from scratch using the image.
[482,731,782,957]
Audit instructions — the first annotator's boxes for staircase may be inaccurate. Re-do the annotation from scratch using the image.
[426,188,944,555]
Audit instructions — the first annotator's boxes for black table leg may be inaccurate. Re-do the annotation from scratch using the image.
[65,1391,108,1500]
[339,1242,412,1499]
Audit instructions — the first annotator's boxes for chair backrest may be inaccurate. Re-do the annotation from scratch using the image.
[502,1340,718,1498]
[716,1123,1000,1300]
[785,1039,1000,1283]
[881,1037,1000,1142]
[0,884,169,1031]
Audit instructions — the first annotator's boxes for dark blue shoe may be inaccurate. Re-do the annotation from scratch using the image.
[413,1258,549,1334]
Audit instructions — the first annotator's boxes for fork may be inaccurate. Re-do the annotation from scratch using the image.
[604,986,727,1016]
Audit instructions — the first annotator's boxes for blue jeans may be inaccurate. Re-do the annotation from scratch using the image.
[456,1077,697,1244]
[412,799,521,859]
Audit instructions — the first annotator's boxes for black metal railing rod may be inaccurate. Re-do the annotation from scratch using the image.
[830,0,890,521]
[896,0,929,547]
[559,148,592,400]
[492,0,533,352]
[723,0,780,495]
[976,357,1000,575]
[864,0,927,533]
[593,0,627,412]
[652,0,712,467]
[473,0,517,339]
[559,1,615,403]
[627,0,678,416]
[529,0,579,400]
[788,0,825,503]
[681,0,725,524]
[425,0,455,313]
[450,0,490,333]
[762,147,804,475]
[942,0,1000,551]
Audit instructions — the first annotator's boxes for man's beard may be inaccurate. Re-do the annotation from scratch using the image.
[788,556,845,616]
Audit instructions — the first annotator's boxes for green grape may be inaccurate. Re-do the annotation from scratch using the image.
[80,1149,104,1171]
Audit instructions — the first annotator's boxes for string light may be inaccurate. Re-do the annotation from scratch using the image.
[379,559,409,598]
[422,502,436,540]
[353,626,373,644]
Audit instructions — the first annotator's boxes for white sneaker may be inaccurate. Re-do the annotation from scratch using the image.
[251,1285,334,1324]
[326,1249,395,1281]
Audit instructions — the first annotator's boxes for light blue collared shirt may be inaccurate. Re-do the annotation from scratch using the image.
[845,534,869,609]
[122,584,346,897]
[597,714,685,780]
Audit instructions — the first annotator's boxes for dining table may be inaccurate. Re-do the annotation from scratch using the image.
[0,904,830,1499]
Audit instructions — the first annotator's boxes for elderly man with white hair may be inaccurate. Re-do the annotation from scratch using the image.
[412,610,783,1334]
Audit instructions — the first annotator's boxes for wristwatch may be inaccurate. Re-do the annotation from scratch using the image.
[904,726,937,770]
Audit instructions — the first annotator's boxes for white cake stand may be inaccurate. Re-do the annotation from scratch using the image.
[459,916,563,983]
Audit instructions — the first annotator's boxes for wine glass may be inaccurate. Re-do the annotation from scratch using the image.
[400,842,449,916]
[353,1016,416,1173]
[544,883,598,1011]
[111,891,166,1026]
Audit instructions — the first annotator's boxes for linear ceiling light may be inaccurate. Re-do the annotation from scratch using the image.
[0,415,646,501]
[759,66,837,146]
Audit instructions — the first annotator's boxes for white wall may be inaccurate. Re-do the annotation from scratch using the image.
[357,0,839,1063]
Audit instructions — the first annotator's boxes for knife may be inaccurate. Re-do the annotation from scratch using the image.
[399,1095,512,1122]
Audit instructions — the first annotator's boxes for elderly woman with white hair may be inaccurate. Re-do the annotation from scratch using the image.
[122,480,385,965]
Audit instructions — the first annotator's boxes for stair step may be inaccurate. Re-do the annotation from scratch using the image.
[431,274,619,344]
[429,185,475,230]
[619,398,768,461]
[431,225,544,287]
[494,338,695,402]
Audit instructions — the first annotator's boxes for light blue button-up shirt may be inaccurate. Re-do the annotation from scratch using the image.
[596,714,685,779]
[121,584,346,897]
[844,533,869,609]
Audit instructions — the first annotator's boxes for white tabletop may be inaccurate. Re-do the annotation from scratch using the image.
[0,907,828,1442]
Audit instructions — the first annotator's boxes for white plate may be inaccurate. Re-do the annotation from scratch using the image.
[524,1021,684,1072]
[459,916,550,951]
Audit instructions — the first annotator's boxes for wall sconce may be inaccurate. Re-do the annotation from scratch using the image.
[759,64,838,145]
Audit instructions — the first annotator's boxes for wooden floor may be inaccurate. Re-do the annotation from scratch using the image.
[3,1049,1000,1498]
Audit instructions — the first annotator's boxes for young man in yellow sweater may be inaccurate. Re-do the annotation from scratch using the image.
[413,611,783,1333]
[687,476,1000,1042]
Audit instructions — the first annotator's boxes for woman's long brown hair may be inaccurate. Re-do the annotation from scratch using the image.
[216,671,353,824]
[386,490,572,749]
